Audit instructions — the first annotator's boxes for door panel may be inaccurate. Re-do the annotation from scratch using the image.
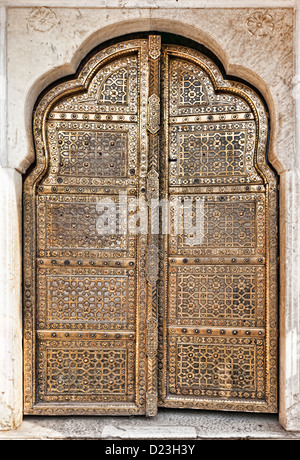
[158,45,278,413]
[24,40,150,415]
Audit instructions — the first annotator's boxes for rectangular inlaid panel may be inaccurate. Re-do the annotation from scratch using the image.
[169,265,265,328]
[169,194,265,256]
[46,348,127,394]
[176,129,247,177]
[167,336,265,401]
[37,267,136,331]
[168,123,259,187]
[45,275,128,323]
[57,130,128,178]
[36,339,135,404]
[37,194,136,259]
[45,121,138,188]
[42,199,127,250]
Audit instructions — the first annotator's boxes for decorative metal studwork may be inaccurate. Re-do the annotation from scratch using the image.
[24,36,278,417]
[147,94,160,135]
[145,35,161,417]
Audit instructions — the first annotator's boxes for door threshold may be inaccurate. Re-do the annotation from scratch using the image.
[0,410,298,440]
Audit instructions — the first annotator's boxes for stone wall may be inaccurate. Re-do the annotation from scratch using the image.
[0,0,299,431]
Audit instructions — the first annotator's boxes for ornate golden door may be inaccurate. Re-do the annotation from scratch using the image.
[24,36,278,416]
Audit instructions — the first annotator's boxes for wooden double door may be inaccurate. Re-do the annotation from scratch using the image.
[23,35,278,416]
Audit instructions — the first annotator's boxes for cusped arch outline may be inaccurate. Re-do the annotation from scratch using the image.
[22,19,281,175]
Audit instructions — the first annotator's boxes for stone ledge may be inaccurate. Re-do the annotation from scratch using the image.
[0,411,299,440]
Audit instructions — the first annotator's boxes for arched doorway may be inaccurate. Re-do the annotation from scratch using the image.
[23,34,278,416]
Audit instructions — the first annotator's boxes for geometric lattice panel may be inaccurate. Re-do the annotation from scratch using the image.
[173,265,265,326]
[37,267,136,331]
[176,343,256,391]
[172,196,258,251]
[178,130,246,177]
[36,339,135,404]
[45,275,128,324]
[57,130,127,177]
[168,336,265,402]
[99,68,128,105]
[37,195,130,256]
[46,201,126,250]
[46,348,127,394]
[178,70,208,107]
[178,272,255,319]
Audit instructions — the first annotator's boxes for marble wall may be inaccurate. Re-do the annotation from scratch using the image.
[0,0,299,431]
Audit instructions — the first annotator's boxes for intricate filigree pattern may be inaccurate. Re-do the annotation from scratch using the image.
[178,130,246,177]
[44,275,128,323]
[24,39,149,416]
[175,267,263,323]
[98,67,128,105]
[57,130,127,177]
[36,194,136,260]
[171,338,260,398]
[37,267,135,331]
[170,194,265,256]
[179,70,208,106]
[45,121,137,189]
[169,122,259,186]
[159,45,278,414]
[170,59,252,117]
[36,339,135,403]
[46,348,127,394]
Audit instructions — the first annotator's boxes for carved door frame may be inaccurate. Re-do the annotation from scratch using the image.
[23,34,278,416]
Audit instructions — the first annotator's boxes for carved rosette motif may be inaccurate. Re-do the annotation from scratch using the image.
[27,7,57,32]
[246,11,275,37]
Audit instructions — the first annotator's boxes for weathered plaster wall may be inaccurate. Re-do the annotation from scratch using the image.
[0,167,22,431]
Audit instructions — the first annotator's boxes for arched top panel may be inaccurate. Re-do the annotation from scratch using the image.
[163,45,276,191]
[27,39,149,192]
[26,38,276,195]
